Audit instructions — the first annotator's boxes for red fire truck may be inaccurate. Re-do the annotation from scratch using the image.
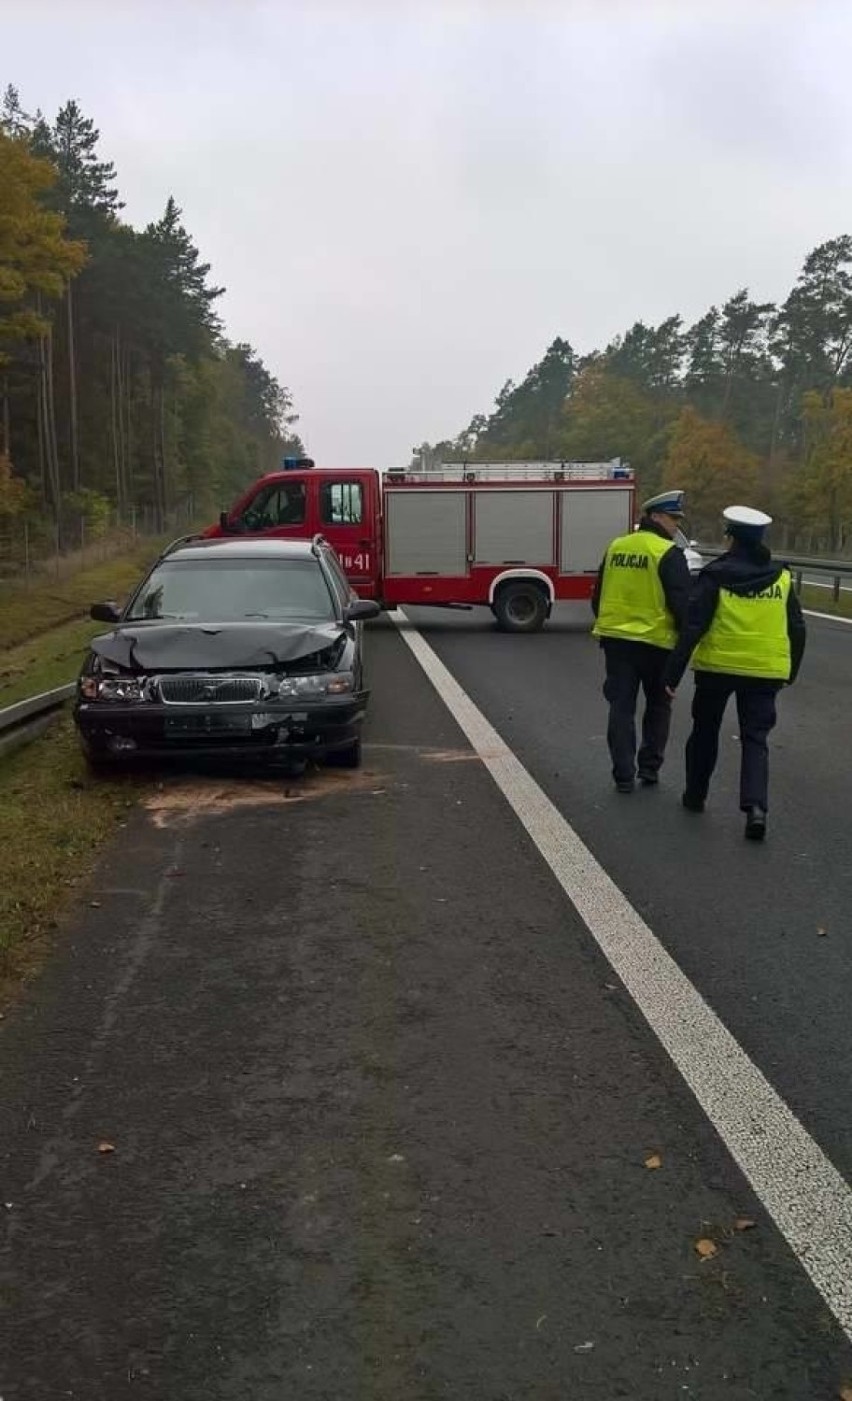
[205,457,636,632]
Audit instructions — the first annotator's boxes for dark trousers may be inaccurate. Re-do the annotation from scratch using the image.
[601,640,673,784]
[685,672,782,812]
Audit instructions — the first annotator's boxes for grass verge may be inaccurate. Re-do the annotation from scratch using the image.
[0,720,149,1006]
[0,533,176,653]
[0,617,106,708]
[800,585,852,619]
[0,533,184,709]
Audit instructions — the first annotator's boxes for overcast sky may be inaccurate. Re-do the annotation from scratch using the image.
[5,0,852,468]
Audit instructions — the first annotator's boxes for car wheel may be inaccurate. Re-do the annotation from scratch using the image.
[493,581,549,633]
[326,737,362,769]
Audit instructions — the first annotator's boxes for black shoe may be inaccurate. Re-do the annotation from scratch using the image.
[682,792,705,813]
[744,806,767,841]
[615,779,635,794]
[638,770,659,786]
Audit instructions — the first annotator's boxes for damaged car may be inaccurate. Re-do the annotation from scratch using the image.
[74,536,380,769]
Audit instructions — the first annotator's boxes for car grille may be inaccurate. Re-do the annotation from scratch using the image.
[157,675,264,705]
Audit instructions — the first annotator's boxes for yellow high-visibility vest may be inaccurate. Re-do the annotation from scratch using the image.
[692,570,792,680]
[592,530,677,650]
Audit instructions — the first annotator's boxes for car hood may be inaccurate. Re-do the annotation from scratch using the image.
[89,620,347,671]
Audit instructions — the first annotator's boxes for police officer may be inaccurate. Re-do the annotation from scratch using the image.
[663,505,806,840]
[592,489,691,793]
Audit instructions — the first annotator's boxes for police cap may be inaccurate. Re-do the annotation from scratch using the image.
[723,504,772,542]
[641,489,686,518]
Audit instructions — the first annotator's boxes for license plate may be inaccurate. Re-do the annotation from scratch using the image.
[164,715,253,736]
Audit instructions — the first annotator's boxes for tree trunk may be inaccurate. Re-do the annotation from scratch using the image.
[1,375,9,459]
[150,363,167,531]
[159,377,168,524]
[115,333,127,508]
[124,345,134,504]
[110,330,122,510]
[39,331,62,534]
[36,371,46,504]
[66,281,80,491]
[829,488,840,554]
[45,327,63,529]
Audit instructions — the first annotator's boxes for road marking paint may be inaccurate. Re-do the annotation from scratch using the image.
[801,579,852,593]
[803,608,852,625]
[390,608,852,1342]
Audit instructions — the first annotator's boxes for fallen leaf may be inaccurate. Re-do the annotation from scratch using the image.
[695,1237,718,1259]
[734,1217,757,1232]
[644,1154,662,1170]
[817,927,828,937]
[97,1141,116,1155]
[837,1387,852,1401]
[89,900,101,909]
[573,1340,595,1353]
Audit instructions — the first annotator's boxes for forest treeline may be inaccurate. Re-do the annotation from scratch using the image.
[413,239,852,550]
[0,83,302,552]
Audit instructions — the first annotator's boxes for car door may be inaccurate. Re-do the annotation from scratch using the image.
[321,547,366,688]
[317,478,376,594]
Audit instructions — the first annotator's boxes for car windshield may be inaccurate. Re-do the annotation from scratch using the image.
[127,557,337,623]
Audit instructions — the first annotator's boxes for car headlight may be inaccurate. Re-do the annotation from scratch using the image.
[277,672,354,698]
[80,676,146,702]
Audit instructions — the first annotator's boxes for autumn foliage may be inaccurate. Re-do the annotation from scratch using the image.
[416,240,852,551]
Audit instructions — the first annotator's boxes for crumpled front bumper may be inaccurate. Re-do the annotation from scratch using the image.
[74,691,369,760]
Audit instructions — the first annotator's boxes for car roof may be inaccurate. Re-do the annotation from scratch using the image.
[164,538,325,563]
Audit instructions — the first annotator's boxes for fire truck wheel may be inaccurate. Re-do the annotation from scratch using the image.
[492,581,549,633]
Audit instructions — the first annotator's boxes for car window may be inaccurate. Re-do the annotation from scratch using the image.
[322,550,352,606]
[127,557,336,622]
[320,481,363,526]
[240,482,306,529]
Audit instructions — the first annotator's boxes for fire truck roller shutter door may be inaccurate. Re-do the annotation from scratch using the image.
[473,491,554,565]
[385,491,468,576]
[560,489,633,573]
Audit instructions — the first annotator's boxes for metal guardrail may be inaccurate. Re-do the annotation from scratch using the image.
[696,546,852,601]
[0,683,76,760]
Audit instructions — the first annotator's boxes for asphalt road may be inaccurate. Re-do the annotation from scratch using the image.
[409,602,852,1185]
[2,610,852,1398]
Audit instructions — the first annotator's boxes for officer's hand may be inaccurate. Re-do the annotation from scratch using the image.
[665,685,677,700]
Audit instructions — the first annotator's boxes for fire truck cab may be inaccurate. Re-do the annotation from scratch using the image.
[206,457,636,632]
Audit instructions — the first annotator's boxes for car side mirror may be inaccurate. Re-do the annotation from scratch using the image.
[345,599,381,622]
[90,601,121,624]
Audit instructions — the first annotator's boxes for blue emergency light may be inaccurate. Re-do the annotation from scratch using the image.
[282,456,315,470]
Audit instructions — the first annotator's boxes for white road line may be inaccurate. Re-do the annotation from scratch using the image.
[390,608,852,1342]
[801,578,852,592]
[803,608,852,625]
